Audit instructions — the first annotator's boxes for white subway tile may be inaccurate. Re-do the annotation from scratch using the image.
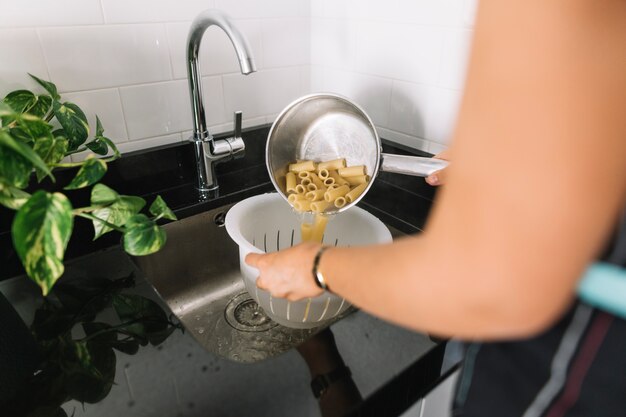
[354,22,443,85]
[222,67,302,119]
[117,133,183,154]
[0,29,49,95]
[425,86,461,144]
[311,1,325,18]
[201,75,228,127]
[39,25,172,92]
[322,0,351,19]
[462,0,479,27]
[63,89,129,143]
[215,0,309,19]
[0,0,103,28]
[262,18,310,68]
[377,127,429,152]
[299,66,312,95]
[119,80,193,140]
[348,0,401,21]
[323,69,392,128]
[311,19,356,69]
[389,81,461,144]
[309,65,326,92]
[395,0,465,26]
[438,29,473,90]
[167,20,263,80]
[388,80,430,139]
[101,0,216,24]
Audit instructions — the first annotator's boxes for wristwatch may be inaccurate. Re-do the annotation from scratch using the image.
[311,366,352,399]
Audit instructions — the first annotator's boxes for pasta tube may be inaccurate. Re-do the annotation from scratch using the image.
[305,189,326,201]
[323,177,335,187]
[293,200,312,212]
[311,200,332,213]
[345,182,367,203]
[324,184,350,202]
[334,197,347,208]
[328,170,349,186]
[295,184,307,194]
[309,173,325,190]
[288,193,306,203]
[290,160,316,172]
[318,158,346,171]
[310,214,329,243]
[344,175,370,186]
[318,169,330,179]
[301,223,313,242]
[338,165,366,177]
[286,172,297,193]
[298,171,311,179]
[307,184,318,192]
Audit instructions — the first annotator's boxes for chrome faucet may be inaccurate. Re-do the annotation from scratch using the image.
[186,10,256,194]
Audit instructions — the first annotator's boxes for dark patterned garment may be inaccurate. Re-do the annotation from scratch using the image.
[453,212,626,417]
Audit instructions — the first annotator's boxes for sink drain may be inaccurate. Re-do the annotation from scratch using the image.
[225,293,277,332]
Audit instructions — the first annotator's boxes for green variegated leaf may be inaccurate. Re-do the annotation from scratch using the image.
[0,128,53,180]
[85,117,119,157]
[53,100,89,151]
[149,195,177,221]
[33,135,68,181]
[123,214,166,256]
[12,191,74,296]
[0,186,31,210]
[29,73,60,100]
[0,139,32,188]
[91,184,145,239]
[9,127,34,144]
[18,116,53,141]
[3,90,36,113]
[28,94,53,118]
[65,157,107,190]
[0,101,13,117]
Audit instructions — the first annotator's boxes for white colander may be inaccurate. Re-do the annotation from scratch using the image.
[225,193,392,329]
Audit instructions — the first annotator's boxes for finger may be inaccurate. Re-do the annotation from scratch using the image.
[245,253,261,267]
[256,276,266,290]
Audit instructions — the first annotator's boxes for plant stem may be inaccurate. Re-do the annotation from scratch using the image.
[72,205,108,214]
[64,147,88,156]
[51,161,85,168]
[76,212,125,233]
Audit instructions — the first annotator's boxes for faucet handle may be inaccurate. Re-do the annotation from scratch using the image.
[233,111,242,138]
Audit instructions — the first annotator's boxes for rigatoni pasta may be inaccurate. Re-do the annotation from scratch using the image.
[282,158,370,214]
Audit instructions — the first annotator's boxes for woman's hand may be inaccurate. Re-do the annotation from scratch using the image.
[425,150,450,186]
[245,242,325,301]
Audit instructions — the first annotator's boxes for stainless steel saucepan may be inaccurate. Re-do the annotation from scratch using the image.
[266,93,448,214]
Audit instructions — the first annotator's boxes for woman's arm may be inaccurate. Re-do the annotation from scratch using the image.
[248,0,626,340]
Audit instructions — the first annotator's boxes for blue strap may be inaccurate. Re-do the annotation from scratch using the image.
[577,263,626,319]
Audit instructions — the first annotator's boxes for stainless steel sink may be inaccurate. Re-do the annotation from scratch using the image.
[132,203,342,363]
[132,201,402,364]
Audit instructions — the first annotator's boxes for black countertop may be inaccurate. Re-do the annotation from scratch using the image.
[0,125,453,417]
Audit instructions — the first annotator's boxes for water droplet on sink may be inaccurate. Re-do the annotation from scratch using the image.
[197,327,205,334]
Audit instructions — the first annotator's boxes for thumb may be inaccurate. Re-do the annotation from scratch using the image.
[245,252,262,267]
[426,169,446,186]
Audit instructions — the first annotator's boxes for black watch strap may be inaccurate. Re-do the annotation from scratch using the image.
[311,366,352,399]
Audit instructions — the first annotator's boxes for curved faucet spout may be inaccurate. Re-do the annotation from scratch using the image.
[187,10,257,141]
[186,10,256,194]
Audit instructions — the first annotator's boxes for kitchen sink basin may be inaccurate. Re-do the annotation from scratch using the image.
[132,200,402,364]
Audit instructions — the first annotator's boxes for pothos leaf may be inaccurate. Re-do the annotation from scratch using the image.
[29,73,60,100]
[90,184,145,239]
[33,135,68,182]
[12,191,74,296]
[52,100,89,151]
[2,90,52,118]
[123,214,166,256]
[0,128,53,180]
[18,115,53,141]
[0,101,13,117]
[0,186,31,210]
[64,157,107,190]
[112,294,171,345]
[63,340,116,403]
[85,116,120,157]
[149,195,177,221]
[0,135,33,188]
[3,90,36,113]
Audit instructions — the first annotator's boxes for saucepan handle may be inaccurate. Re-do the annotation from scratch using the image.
[380,153,448,177]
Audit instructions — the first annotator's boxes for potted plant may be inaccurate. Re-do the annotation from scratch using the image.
[0,74,176,296]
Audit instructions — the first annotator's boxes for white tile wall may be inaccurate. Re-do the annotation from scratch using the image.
[0,0,476,154]
[312,0,477,152]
